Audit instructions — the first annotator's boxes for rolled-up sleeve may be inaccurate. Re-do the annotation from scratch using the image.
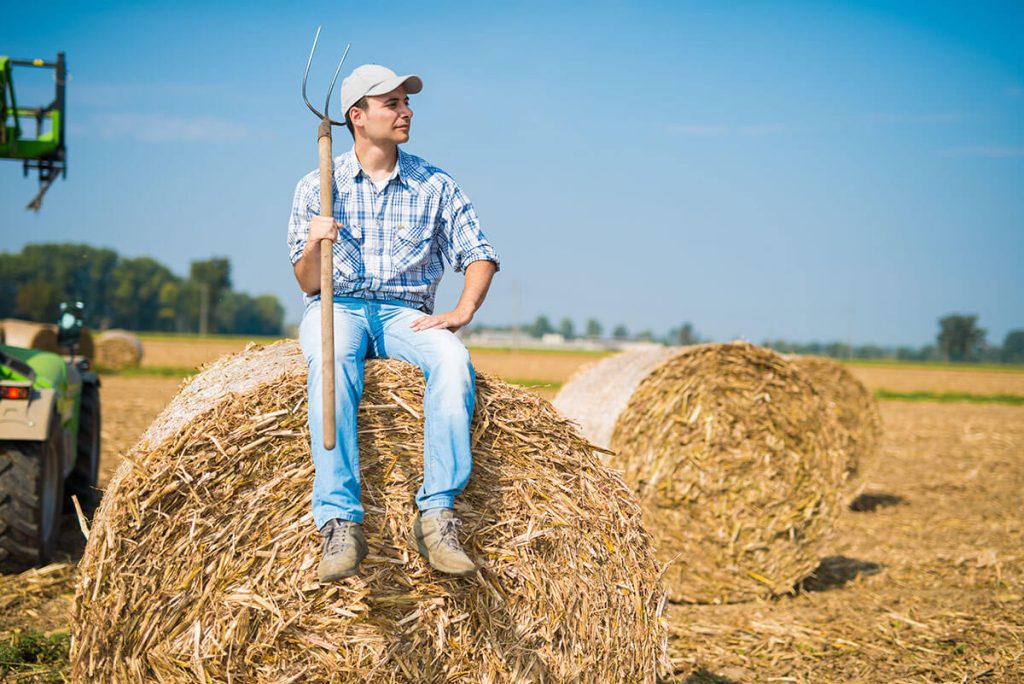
[287,177,319,265]
[439,182,500,273]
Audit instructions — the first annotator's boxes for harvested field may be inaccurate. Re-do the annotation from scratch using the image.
[666,401,1024,683]
[139,335,266,369]
[2,344,1022,681]
[848,363,1024,395]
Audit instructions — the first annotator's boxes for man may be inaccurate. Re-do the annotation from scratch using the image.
[287,64,499,582]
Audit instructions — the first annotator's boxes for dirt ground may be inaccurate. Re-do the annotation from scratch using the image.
[2,349,1022,682]
[848,364,1024,396]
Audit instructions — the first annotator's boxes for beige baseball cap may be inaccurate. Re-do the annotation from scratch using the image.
[340,64,423,122]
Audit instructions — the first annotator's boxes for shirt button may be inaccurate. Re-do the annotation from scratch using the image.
[377,249,383,255]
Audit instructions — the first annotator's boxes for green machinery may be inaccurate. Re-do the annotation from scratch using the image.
[0,52,67,211]
[0,306,100,572]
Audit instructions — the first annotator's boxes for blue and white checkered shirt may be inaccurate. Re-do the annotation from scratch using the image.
[287,147,499,314]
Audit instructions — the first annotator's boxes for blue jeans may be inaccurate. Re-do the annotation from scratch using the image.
[299,297,476,529]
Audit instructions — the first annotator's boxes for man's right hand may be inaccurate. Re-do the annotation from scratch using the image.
[310,216,342,244]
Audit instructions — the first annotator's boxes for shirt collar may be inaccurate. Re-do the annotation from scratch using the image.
[343,146,411,189]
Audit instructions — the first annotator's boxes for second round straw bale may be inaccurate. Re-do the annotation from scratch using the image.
[789,355,881,476]
[72,341,667,682]
[555,342,848,604]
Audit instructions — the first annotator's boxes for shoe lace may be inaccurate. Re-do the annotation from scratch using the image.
[437,516,464,550]
[324,521,353,556]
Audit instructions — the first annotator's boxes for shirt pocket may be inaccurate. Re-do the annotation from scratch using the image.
[390,221,435,270]
[331,221,365,279]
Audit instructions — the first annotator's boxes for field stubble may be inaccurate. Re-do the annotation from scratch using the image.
[0,345,1021,681]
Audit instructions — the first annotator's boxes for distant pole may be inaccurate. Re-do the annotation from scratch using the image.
[199,283,209,336]
[512,280,522,351]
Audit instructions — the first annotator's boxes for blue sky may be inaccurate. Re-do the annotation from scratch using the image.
[1,1,1021,346]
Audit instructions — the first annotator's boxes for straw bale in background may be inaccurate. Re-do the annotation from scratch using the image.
[72,341,667,682]
[1,319,60,353]
[556,342,847,604]
[0,318,94,361]
[95,329,144,369]
[790,355,881,476]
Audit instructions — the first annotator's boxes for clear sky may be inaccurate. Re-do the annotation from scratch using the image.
[1,1,1021,346]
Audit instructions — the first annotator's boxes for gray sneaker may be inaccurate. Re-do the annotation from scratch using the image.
[317,519,368,582]
[411,509,478,577]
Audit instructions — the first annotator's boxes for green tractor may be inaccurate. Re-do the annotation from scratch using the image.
[0,304,100,572]
[1,52,66,210]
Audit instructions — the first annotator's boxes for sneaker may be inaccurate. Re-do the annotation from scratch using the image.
[317,519,367,582]
[411,509,478,577]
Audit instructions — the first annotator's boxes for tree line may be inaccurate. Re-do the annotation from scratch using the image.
[0,243,284,336]
[482,314,1023,364]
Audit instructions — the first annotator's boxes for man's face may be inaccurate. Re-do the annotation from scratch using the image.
[354,85,412,144]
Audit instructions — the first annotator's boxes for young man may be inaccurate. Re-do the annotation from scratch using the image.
[287,64,499,582]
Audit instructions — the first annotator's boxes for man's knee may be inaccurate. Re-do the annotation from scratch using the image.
[428,341,474,389]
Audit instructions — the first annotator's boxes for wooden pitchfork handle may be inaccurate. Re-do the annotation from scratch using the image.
[302,27,350,451]
[317,118,337,450]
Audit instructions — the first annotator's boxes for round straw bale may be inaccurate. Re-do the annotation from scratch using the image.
[0,318,94,361]
[1,319,60,353]
[789,355,881,476]
[72,341,667,682]
[95,329,144,369]
[556,342,848,604]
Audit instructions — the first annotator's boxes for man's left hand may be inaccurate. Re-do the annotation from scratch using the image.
[410,307,473,333]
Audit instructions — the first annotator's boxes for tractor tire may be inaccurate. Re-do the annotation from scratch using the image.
[0,414,64,573]
[66,381,101,512]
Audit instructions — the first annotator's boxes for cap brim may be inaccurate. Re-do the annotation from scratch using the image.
[364,74,423,97]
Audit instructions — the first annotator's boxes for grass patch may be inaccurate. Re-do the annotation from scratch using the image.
[503,378,564,390]
[96,365,196,378]
[0,630,69,682]
[875,389,1024,405]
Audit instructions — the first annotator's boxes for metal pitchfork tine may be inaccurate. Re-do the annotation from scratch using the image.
[303,27,351,451]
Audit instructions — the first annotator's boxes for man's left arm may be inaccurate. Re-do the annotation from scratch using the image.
[410,181,500,332]
[410,259,497,332]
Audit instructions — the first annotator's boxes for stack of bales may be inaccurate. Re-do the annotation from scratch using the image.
[0,318,94,361]
[555,342,848,604]
[72,341,667,682]
[789,355,881,477]
[95,329,144,369]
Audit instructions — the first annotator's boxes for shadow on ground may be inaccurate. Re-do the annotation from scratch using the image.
[799,555,882,592]
[849,492,904,512]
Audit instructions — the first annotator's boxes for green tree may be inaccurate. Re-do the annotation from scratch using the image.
[1003,330,1024,363]
[14,279,62,322]
[669,322,699,346]
[584,318,602,338]
[558,317,575,340]
[937,314,986,362]
[612,324,629,340]
[109,257,180,330]
[528,315,553,338]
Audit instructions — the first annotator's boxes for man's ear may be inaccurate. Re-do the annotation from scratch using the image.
[348,106,363,129]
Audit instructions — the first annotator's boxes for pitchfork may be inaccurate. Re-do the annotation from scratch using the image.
[302,27,350,450]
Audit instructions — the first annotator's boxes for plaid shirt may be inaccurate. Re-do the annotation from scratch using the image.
[288,147,499,314]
